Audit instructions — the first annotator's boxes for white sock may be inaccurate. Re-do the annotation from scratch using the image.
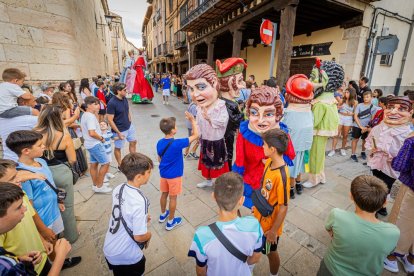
[161,210,168,216]
[270,273,278,276]
[167,218,174,224]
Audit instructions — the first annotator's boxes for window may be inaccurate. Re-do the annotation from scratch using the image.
[380,54,393,66]
[169,0,173,13]
[180,2,188,27]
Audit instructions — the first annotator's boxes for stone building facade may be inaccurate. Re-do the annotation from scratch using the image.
[0,0,137,86]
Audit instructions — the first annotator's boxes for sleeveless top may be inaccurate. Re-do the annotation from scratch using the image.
[339,103,354,115]
[41,134,68,166]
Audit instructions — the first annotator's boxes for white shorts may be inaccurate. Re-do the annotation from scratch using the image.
[339,114,353,127]
[162,89,170,96]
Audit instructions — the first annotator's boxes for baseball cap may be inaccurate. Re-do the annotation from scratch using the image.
[40,82,54,91]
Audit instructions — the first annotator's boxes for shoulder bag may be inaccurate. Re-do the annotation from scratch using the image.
[159,139,174,160]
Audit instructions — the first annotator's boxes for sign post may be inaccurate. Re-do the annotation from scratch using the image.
[260,19,278,78]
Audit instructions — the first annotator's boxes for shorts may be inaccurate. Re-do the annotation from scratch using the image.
[48,215,64,235]
[87,143,109,164]
[160,177,182,196]
[162,89,170,96]
[338,114,353,127]
[114,124,137,149]
[106,256,146,276]
[261,235,280,255]
[352,126,368,140]
[106,152,112,163]
[0,106,32,118]
[99,109,106,115]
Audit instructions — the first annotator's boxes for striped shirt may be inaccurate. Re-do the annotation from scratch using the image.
[392,136,414,191]
[102,130,114,155]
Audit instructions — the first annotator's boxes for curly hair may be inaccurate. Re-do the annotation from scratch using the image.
[184,64,220,92]
[219,75,238,93]
[246,86,283,122]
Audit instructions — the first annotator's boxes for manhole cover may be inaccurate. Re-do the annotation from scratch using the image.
[150,114,160,117]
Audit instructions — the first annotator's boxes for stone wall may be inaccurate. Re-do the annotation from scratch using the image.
[0,0,114,85]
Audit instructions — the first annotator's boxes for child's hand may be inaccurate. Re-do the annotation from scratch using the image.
[185,111,195,122]
[59,203,65,212]
[54,238,71,257]
[17,171,46,183]
[264,230,277,244]
[147,214,151,223]
[18,251,42,265]
[42,240,54,255]
[40,228,57,243]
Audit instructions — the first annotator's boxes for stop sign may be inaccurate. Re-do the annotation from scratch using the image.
[260,19,274,46]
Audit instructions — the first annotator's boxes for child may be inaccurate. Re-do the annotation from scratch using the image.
[157,113,199,230]
[5,130,65,238]
[103,153,153,276]
[372,88,383,106]
[95,80,107,121]
[0,68,38,118]
[100,121,119,182]
[184,99,199,159]
[80,96,111,193]
[351,91,378,162]
[253,129,290,276]
[161,74,171,105]
[188,172,263,275]
[317,175,400,276]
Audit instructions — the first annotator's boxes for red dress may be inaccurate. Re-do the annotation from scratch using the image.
[132,56,154,101]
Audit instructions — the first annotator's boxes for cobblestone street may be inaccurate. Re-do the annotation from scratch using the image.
[61,93,404,276]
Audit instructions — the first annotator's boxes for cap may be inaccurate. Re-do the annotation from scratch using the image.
[216,58,247,78]
[285,74,314,101]
[387,96,413,111]
[40,82,54,91]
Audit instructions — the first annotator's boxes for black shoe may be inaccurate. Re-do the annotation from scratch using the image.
[62,256,82,270]
[351,155,358,162]
[290,187,295,199]
[360,152,367,160]
[295,183,303,195]
[376,207,388,217]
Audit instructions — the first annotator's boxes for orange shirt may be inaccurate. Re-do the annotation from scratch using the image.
[253,159,290,236]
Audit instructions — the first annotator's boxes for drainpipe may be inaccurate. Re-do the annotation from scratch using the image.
[394,13,414,95]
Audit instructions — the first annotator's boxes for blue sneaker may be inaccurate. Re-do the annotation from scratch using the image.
[166,217,182,231]
[159,210,170,223]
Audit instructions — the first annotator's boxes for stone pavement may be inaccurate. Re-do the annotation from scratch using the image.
[62,93,405,276]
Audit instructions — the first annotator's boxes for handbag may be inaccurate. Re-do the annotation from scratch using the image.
[252,164,288,217]
[72,137,82,150]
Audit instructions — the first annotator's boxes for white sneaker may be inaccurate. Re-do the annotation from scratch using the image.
[327,150,335,157]
[166,102,169,105]
[384,257,399,273]
[93,185,112,194]
[103,176,110,183]
[302,181,319,188]
[340,149,347,156]
[163,101,166,104]
[398,255,414,273]
[105,173,115,179]
[197,180,213,188]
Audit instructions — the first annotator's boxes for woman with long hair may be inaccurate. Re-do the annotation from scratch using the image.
[79,78,92,102]
[34,105,79,243]
[348,80,361,103]
[67,80,78,104]
[328,88,357,157]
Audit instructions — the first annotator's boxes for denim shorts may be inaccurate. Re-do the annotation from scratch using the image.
[114,124,137,149]
[88,143,109,164]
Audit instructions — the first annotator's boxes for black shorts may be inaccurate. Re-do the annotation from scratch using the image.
[351,126,368,140]
[99,109,106,115]
[261,236,280,254]
[39,260,52,276]
[106,256,146,276]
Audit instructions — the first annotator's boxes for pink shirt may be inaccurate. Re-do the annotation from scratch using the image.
[366,122,411,179]
[196,99,229,141]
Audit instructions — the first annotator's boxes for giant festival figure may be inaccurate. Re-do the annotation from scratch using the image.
[185,64,229,188]
[216,58,247,170]
[233,86,296,208]
[282,74,314,198]
[131,50,154,104]
[303,59,344,188]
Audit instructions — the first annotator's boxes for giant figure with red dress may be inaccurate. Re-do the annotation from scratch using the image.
[132,50,154,104]
[233,86,296,208]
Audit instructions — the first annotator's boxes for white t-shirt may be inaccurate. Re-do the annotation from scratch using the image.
[0,82,25,114]
[0,115,38,161]
[103,183,149,265]
[80,112,101,149]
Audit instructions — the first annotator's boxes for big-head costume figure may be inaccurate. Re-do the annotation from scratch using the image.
[303,59,344,188]
[233,86,296,208]
[216,58,247,170]
[365,96,413,215]
[132,50,154,104]
[282,74,314,197]
[185,64,230,188]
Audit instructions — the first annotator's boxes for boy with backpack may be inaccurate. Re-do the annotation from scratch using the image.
[253,129,290,276]
[103,153,153,276]
[157,113,198,230]
[188,172,263,275]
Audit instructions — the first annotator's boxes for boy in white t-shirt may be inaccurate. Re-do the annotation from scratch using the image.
[0,68,38,118]
[188,172,263,276]
[80,96,111,193]
[103,153,153,276]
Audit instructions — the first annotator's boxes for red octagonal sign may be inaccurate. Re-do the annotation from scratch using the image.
[260,19,274,46]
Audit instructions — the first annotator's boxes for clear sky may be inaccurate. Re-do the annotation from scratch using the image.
[107,0,149,48]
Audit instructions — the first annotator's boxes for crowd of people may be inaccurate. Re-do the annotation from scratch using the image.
[0,54,413,276]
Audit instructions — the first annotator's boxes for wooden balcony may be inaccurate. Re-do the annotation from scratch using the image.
[174,31,186,50]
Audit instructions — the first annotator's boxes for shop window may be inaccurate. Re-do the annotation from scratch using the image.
[380,54,393,66]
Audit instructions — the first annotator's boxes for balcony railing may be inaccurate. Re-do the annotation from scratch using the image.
[181,0,217,28]
[174,31,186,49]
[157,45,162,56]
[163,41,174,57]
[153,47,157,57]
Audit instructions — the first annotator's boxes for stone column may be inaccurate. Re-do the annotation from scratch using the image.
[276,4,297,87]
[206,37,216,67]
[232,29,243,57]
[189,44,196,67]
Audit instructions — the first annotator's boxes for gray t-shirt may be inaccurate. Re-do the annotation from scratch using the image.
[0,82,25,114]
[353,103,378,128]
